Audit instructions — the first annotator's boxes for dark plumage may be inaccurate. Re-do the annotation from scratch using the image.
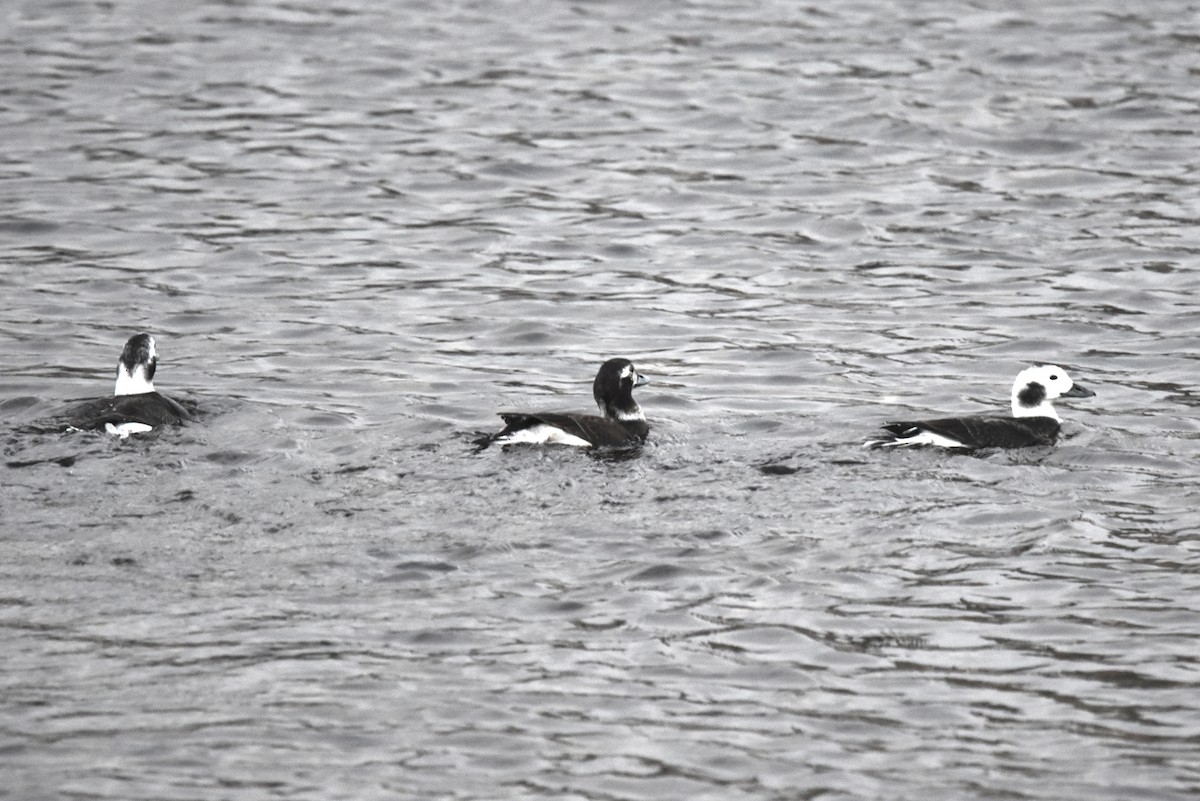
[66,392,190,432]
[476,357,649,450]
[876,416,1062,449]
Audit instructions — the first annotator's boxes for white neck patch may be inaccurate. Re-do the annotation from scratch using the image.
[1011,395,1060,421]
[115,364,154,395]
[611,404,645,422]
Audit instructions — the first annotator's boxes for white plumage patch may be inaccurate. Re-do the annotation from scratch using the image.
[105,421,153,439]
[495,424,591,448]
[865,429,969,449]
[114,365,154,396]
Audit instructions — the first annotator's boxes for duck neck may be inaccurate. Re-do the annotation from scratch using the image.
[1011,397,1060,421]
[599,398,644,422]
[115,365,154,396]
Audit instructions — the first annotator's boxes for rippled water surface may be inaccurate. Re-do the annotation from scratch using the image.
[3,1,1200,799]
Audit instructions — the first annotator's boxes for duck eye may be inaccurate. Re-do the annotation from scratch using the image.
[1049,374,1058,381]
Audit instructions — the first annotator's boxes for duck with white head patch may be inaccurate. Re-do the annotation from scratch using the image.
[65,333,191,438]
[476,358,649,450]
[864,364,1094,450]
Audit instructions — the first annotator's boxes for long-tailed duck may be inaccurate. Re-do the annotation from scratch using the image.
[476,358,649,450]
[66,333,190,438]
[864,364,1094,450]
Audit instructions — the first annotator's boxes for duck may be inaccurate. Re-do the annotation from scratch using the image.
[476,357,649,449]
[65,333,191,438]
[864,364,1094,450]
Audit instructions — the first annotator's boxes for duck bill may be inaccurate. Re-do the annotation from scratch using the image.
[1063,383,1095,398]
[634,373,649,387]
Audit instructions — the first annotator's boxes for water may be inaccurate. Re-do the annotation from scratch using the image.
[3,1,1200,798]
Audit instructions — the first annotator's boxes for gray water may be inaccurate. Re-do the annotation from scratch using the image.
[3,1,1200,799]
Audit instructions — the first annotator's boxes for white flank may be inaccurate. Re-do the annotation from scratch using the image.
[866,430,968,449]
[105,421,153,439]
[496,424,591,448]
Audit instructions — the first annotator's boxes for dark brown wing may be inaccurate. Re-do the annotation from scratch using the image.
[65,392,191,431]
[484,412,648,448]
[883,416,1060,449]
